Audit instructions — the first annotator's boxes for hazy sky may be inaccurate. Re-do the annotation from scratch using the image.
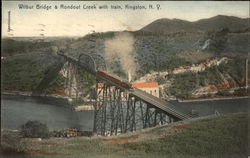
[2,1,249,37]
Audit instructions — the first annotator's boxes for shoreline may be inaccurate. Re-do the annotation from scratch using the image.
[2,91,71,107]
[177,95,250,102]
[3,90,249,104]
[2,90,69,99]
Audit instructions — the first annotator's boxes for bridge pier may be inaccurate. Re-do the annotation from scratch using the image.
[93,83,171,136]
[58,52,191,136]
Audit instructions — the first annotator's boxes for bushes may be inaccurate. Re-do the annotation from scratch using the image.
[168,67,223,97]
[168,72,200,98]
[20,121,50,138]
[167,57,245,98]
[2,39,52,56]
[218,58,244,83]
[1,132,28,154]
[2,57,47,91]
[204,28,229,54]
[156,76,166,85]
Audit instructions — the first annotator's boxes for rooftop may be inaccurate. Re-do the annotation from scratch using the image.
[97,83,115,88]
[97,82,159,89]
[132,82,159,88]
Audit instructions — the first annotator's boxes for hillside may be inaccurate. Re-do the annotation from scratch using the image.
[1,113,248,158]
[140,15,249,34]
[1,15,249,99]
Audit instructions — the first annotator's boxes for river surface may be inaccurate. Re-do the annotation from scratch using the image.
[1,95,248,158]
[1,95,94,131]
[1,95,249,131]
[170,97,249,116]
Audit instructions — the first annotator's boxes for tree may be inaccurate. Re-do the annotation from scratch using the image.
[20,121,50,138]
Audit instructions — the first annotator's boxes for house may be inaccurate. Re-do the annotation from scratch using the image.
[132,82,160,98]
[96,82,160,99]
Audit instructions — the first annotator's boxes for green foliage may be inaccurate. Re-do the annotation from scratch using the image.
[168,72,201,98]
[2,39,52,56]
[139,57,189,77]
[198,66,222,85]
[168,58,245,98]
[20,121,50,138]
[156,76,166,85]
[168,66,223,98]
[218,58,244,83]
[205,28,229,54]
[2,57,48,91]
[2,55,69,93]
[43,113,247,158]
[122,113,247,157]
[44,73,66,93]
[1,132,28,154]
[161,58,189,70]
[1,113,247,158]
[77,68,96,91]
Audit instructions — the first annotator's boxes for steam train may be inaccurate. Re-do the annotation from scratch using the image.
[97,70,133,89]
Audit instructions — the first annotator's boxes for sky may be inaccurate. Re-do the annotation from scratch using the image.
[2,1,249,37]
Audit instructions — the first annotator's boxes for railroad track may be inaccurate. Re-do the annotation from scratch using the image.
[59,52,193,120]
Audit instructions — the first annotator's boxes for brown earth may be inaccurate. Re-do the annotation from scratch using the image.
[25,150,63,156]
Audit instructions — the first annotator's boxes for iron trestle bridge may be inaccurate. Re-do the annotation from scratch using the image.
[58,51,194,135]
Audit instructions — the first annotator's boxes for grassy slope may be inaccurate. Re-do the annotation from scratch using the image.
[16,113,248,158]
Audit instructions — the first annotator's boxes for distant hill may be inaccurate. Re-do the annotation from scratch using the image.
[140,15,249,34]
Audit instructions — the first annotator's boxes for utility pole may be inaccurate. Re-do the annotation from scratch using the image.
[8,11,11,32]
[245,58,248,89]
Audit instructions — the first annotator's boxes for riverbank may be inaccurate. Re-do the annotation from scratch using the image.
[178,95,250,102]
[2,91,70,107]
[2,90,69,100]
[1,95,94,131]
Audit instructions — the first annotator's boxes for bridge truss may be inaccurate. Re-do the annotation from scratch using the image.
[93,83,171,136]
[59,51,191,136]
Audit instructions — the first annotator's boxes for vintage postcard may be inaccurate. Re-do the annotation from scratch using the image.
[1,1,249,157]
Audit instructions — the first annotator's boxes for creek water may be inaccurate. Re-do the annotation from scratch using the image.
[1,95,94,131]
[1,95,249,131]
[169,97,249,116]
[1,95,248,158]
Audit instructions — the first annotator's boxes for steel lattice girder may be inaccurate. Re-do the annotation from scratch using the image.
[93,83,172,136]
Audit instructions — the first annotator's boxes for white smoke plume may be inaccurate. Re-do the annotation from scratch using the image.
[104,32,138,82]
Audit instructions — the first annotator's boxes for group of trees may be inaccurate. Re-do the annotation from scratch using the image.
[2,39,52,56]
[20,121,50,138]
[167,58,245,98]
[2,58,47,91]
[202,28,230,54]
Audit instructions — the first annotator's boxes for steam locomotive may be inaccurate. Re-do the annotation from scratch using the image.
[97,70,133,89]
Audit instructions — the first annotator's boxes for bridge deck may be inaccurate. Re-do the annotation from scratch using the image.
[131,88,192,120]
[59,52,193,120]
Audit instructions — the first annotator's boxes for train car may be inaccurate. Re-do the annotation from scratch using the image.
[97,70,132,89]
